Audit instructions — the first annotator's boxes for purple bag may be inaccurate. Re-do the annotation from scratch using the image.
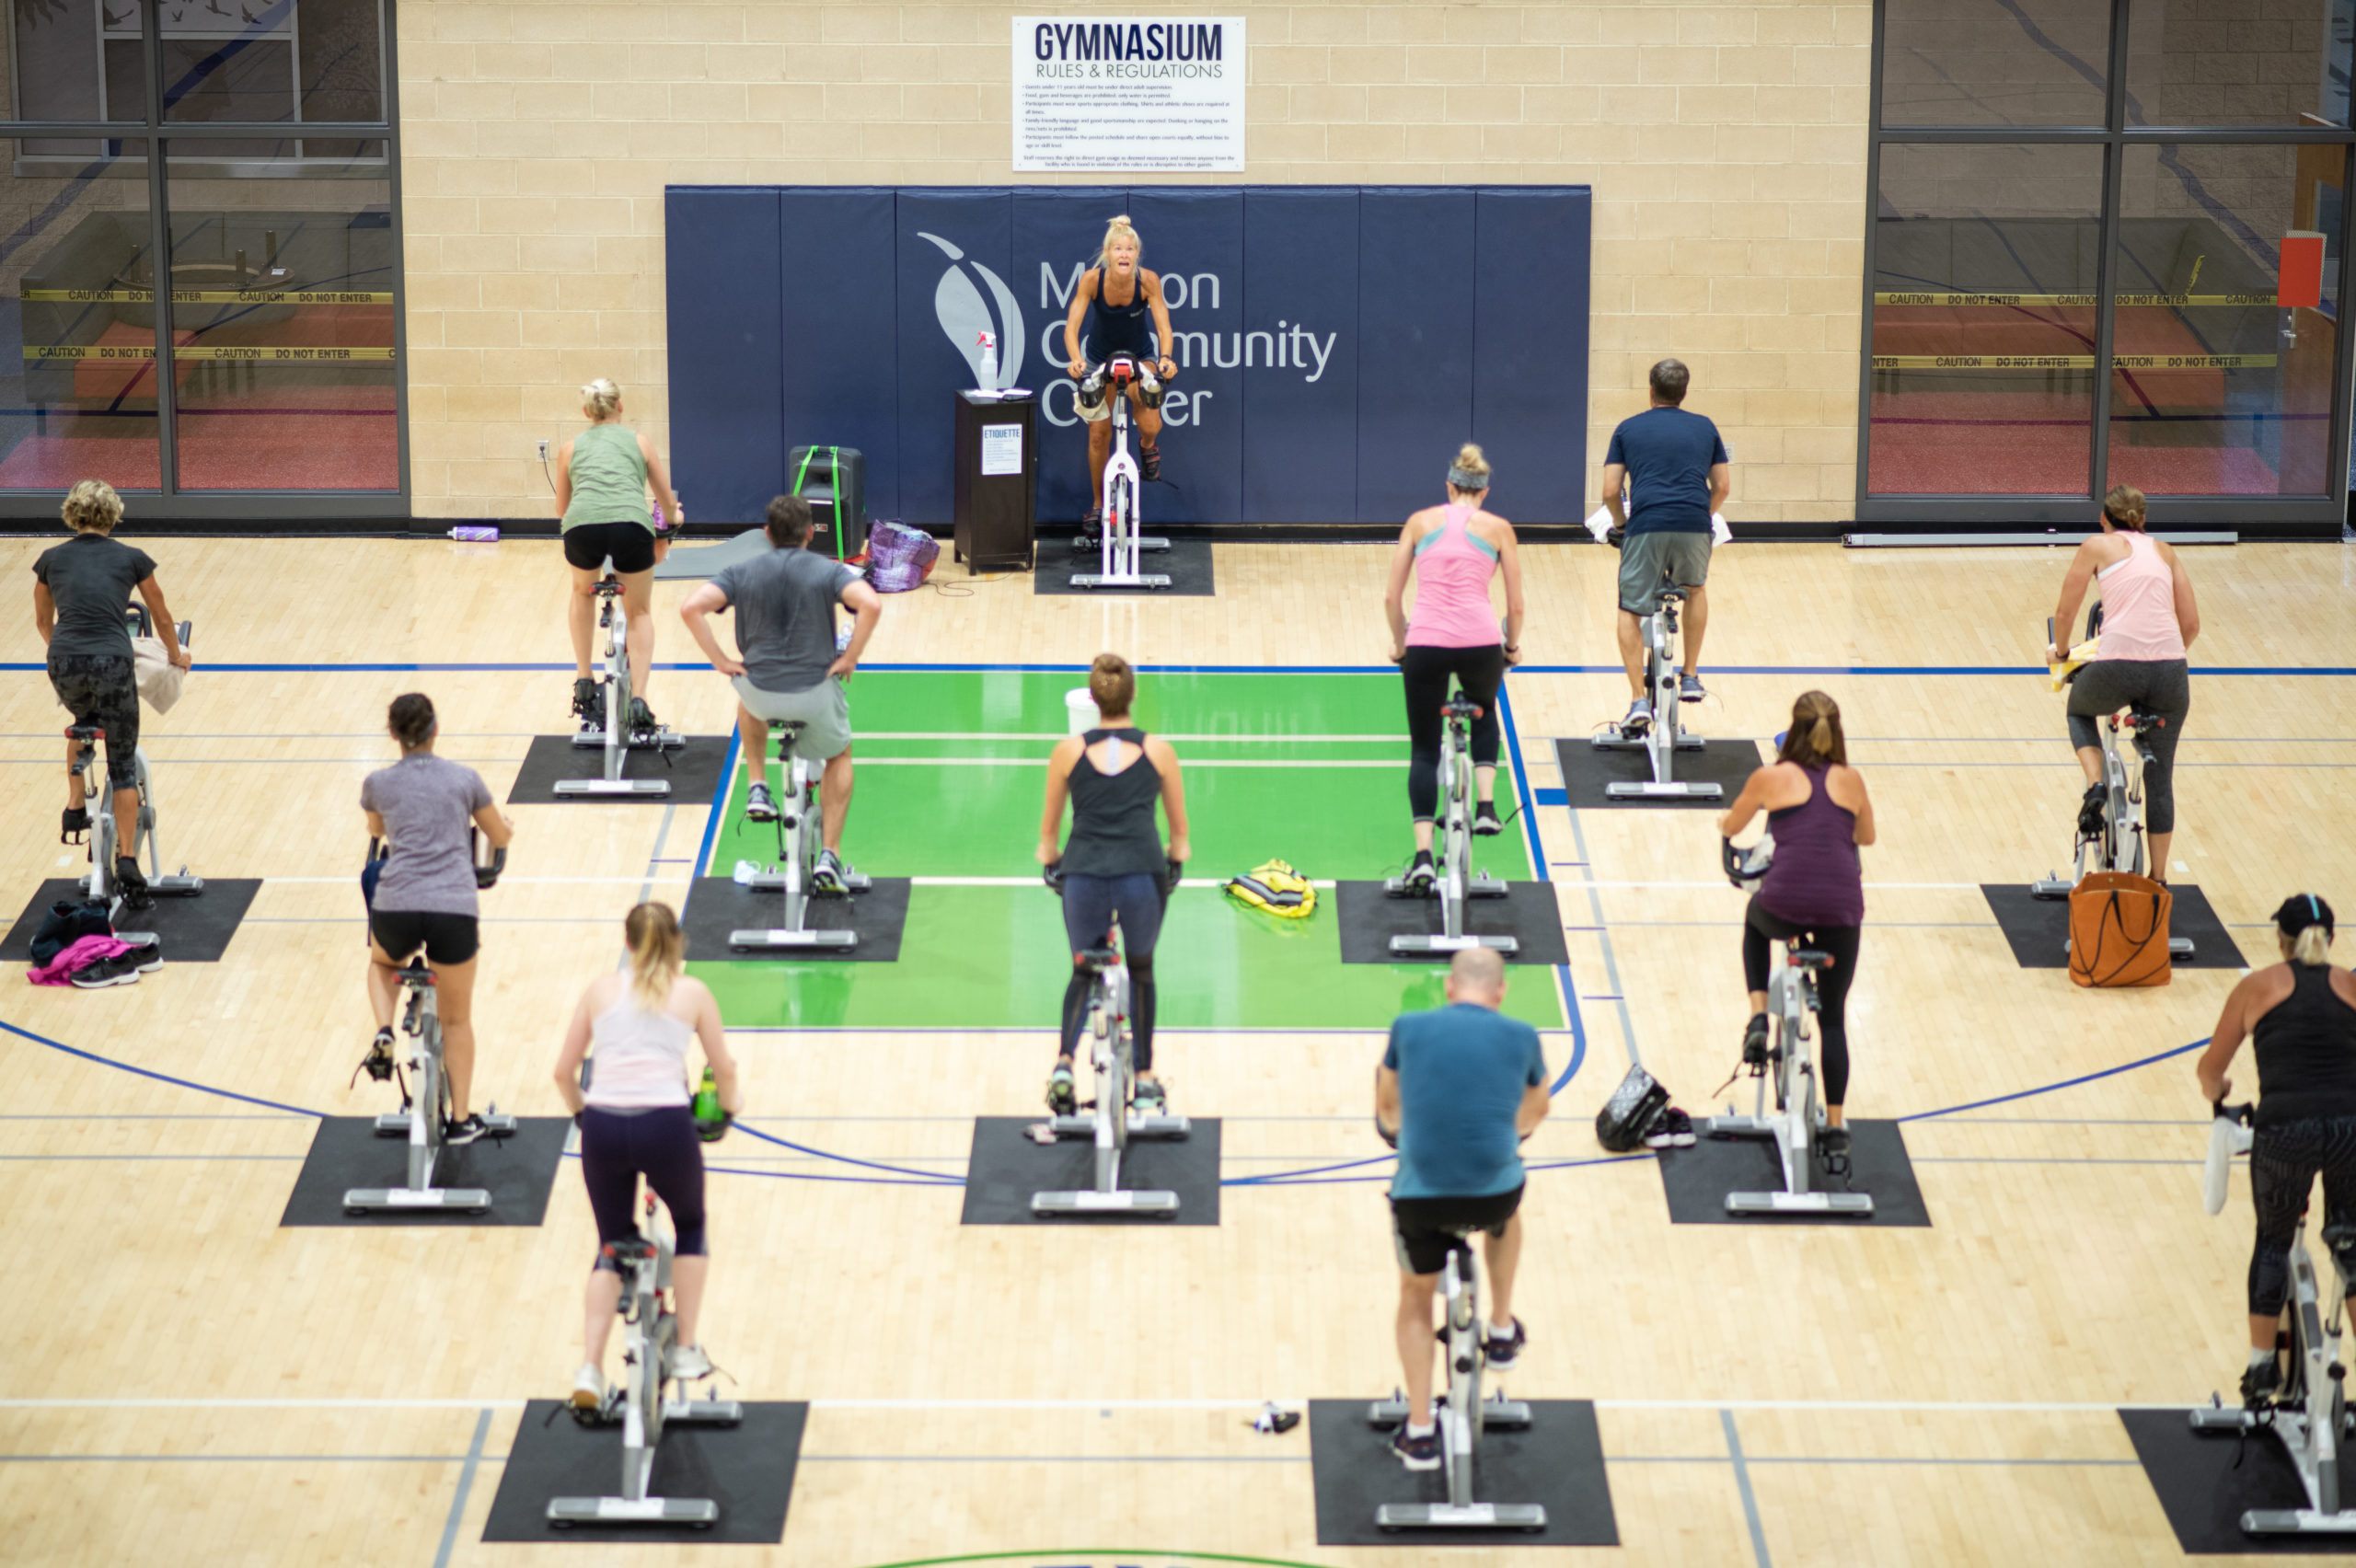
[865,520,939,594]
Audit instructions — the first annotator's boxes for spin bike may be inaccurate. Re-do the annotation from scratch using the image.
[1069,353,1171,591]
[1033,867,1189,1216]
[2190,1102,2356,1537]
[65,609,203,940]
[1593,568,1717,800]
[1387,689,1515,957]
[549,1186,744,1528]
[560,571,682,797]
[1706,839,1871,1217]
[2028,704,2194,960]
[1368,1239,1546,1531]
[729,719,867,952]
[345,837,515,1216]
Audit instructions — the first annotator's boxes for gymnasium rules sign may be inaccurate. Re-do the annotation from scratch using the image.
[1012,17,1246,172]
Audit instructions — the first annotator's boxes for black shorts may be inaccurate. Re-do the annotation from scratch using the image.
[1391,1183,1525,1275]
[562,521,657,574]
[369,909,480,965]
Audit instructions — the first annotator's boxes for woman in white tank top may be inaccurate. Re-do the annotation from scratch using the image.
[553,903,741,1409]
[2046,483,2202,875]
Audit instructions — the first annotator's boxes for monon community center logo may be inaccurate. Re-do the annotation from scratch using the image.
[1027,18,1230,77]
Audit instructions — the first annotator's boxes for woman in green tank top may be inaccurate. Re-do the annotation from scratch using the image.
[554,377,685,727]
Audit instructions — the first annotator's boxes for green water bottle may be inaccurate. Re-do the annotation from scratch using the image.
[692,1067,727,1142]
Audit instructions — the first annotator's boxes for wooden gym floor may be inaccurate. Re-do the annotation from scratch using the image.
[2,532,2353,1567]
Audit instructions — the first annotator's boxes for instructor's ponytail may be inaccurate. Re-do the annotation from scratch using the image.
[1774,690,1847,768]
[625,901,685,1008]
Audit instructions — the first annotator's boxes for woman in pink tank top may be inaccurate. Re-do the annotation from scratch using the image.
[1382,444,1526,887]
[2047,484,2202,875]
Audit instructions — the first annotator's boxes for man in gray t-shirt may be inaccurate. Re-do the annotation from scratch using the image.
[680,495,884,886]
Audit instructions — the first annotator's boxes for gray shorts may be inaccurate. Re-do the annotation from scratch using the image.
[730,674,851,761]
[1618,528,1713,614]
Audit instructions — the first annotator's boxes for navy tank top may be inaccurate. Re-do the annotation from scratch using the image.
[1060,728,1165,878]
[2254,965,2356,1127]
[1085,269,1154,359]
[1759,766,1865,928]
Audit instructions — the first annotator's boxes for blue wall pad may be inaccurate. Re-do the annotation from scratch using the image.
[664,185,1592,526]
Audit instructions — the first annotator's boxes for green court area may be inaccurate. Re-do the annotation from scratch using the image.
[689,669,1564,1032]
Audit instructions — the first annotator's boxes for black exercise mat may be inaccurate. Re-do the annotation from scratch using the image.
[678,876,909,963]
[959,1114,1221,1226]
[1,877,261,964]
[506,734,733,806]
[1334,880,1569,966]
[653,527,773,581]
[481,1399,806,1544]
[1033,534,1216,595]
[1307,1397,1618,1546]
[2119,1405,2356,1554]
[279,1116,572,1227]
[1552,735,1763,808]
[1657,1118,1930,1228]
[1980,883,2246,970]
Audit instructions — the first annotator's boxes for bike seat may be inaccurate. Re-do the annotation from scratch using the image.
[603,1235,659,1266]
[1076,945,1122,974]
[399,961,436,988]
[2321,1220,2356,1261]
[766,719,807,732]
[594,574,622,597]
[1440,698,1484,721]
[63,724,102,742]
[1658,586,1689,605]
[1788,949,1835,971]
[2121,709,2167,732]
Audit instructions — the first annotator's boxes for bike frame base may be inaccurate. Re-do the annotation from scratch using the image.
[554,778,673,797]
[2029,878,2073,899]
[2190,1406,2356,1535]
[1390,933,1520,955]
[570,730,687,752]
[342,1109,520,1215]
[1069,571,1172,589]
[1032,1187,1179,1215]
[732,867,871,951]
[1376,1502,1549,1530]
[1707,1115,1874,1217]
[1603,780,1724,800]
[546,1397,745,1528]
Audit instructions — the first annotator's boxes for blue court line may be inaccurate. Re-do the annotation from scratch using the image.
[0,1020,320,1118]
[1896,1038,2209,1122]
[692,728,741,879]
[1497,679,1587,1098]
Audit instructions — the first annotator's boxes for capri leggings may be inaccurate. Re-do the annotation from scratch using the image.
[1060,871,1165,1072]
[2246,1114,2356,1316]
[578,1103,708,1259]
[47,653,140,788]
[1740,898,1862,1106]
[2065,658,2189,835]
[1401,643,1506,822]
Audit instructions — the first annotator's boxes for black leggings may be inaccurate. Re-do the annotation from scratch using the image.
[2247,1114,2356,1316]
[578,1104,708,1258]
[1401,643,1505,822]
[1740,899,1862,1107]
[2065,658,2189,835]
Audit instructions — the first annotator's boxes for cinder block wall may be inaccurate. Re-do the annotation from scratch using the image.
[398,2,1871,522]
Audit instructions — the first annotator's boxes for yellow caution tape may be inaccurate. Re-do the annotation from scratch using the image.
[1871,352,2276,370]
[1873,291,2280,307]
[25,344,394,361]
[21,288,394,304]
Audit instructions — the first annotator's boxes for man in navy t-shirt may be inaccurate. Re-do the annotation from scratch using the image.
[1373,947,1550,1470]
[1600,359,1730,735]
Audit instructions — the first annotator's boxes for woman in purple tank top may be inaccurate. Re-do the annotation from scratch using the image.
[1718,691,1876,1148]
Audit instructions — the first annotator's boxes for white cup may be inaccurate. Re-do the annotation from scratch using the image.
[1066,687,1101,735]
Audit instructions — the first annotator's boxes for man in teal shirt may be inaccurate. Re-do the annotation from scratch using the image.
[1374,947,1550,1470]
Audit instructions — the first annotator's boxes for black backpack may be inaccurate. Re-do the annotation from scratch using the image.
[30,898,114,967]
[1594,1063,1670,1153]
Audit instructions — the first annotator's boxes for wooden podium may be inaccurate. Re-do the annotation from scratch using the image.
[953,391,1036,571]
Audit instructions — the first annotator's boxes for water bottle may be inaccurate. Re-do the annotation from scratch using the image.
[976,330,998,390]
[692,1066,727,1142]
[447,525,499,543]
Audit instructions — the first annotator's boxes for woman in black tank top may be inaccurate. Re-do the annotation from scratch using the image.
[1037,655,1190,1116]
[2196,894,2356,1406]
[1060,214,1179,528]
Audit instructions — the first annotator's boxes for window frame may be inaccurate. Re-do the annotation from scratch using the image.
[1858,0,2356,532]
[0,0,404,520]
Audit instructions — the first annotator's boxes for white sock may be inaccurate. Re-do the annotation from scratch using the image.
[2249,1347,2276,1370]
[1405,1419,1435,1438]
[1488,1318,1515,1339]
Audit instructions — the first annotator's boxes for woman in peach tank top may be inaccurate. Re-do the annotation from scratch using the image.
[2046,484,2203,876]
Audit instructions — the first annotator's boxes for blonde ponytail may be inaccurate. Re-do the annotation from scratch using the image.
[2292,925,2333,967]
[1447,444,1491,492]
[582,377,621,421]
[625,901,685,1008]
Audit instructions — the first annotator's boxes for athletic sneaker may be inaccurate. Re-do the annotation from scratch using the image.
[1817,1124,1852,1175]
[812,848,848,894]
[572,1363,606,1412]
[1047,1059,1078,1116]
[113,857,152,910]
[1472,801,1503,836]
[1645,1109,1697,1149]
[1680,674,1706,704]
[1742,1013,1770,1066]
[2077,782,2107,837]
[572,677,599,721]
[1483,1319,1529,1374]
[1080,505,1103,535]
[666,1343,714,1381]
[361,1027,397,1082]
[2241,1356,2281,1408]
[69,952,143,989]
[443,1113,491,1146]
[1622,699,1653,737]
[1139,444,1161,481]
[1389,1424,1441,1471]
[1402,851,1436,893]
[745,781,779,822]
[629,696,658,734]
[1132,1077,1168,1114]
[60,806,87,845]
[121,941,162,974]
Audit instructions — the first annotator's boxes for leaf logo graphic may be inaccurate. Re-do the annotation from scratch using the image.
[918,232,1024,390]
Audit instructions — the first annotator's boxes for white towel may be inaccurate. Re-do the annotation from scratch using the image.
[131,636,183,714]
[1583,506,1614,544]
[1711,512,1732,545]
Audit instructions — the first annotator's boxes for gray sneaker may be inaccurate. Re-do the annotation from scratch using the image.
[812,848,848,894]
[1680,674,1706,703]
[1622,699,1653,737]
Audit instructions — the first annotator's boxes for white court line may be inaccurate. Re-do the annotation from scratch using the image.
[856,757,1396,768]
[256,875,691,885]
[0,1396,2189,1414]
[907,876,1332,890]
[861,732,1404,743]
[1538,879,1988,892]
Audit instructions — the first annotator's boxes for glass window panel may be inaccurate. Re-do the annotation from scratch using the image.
[11,0,137,122]
[2108,143,2342,495]
[0,144,160,491]
[297,0,383,123]
[1868,144,2108,495]
[1881,0,2109,126]
[2126,0,2356,127]
[159,38,294,124]
[165,170,397,490]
